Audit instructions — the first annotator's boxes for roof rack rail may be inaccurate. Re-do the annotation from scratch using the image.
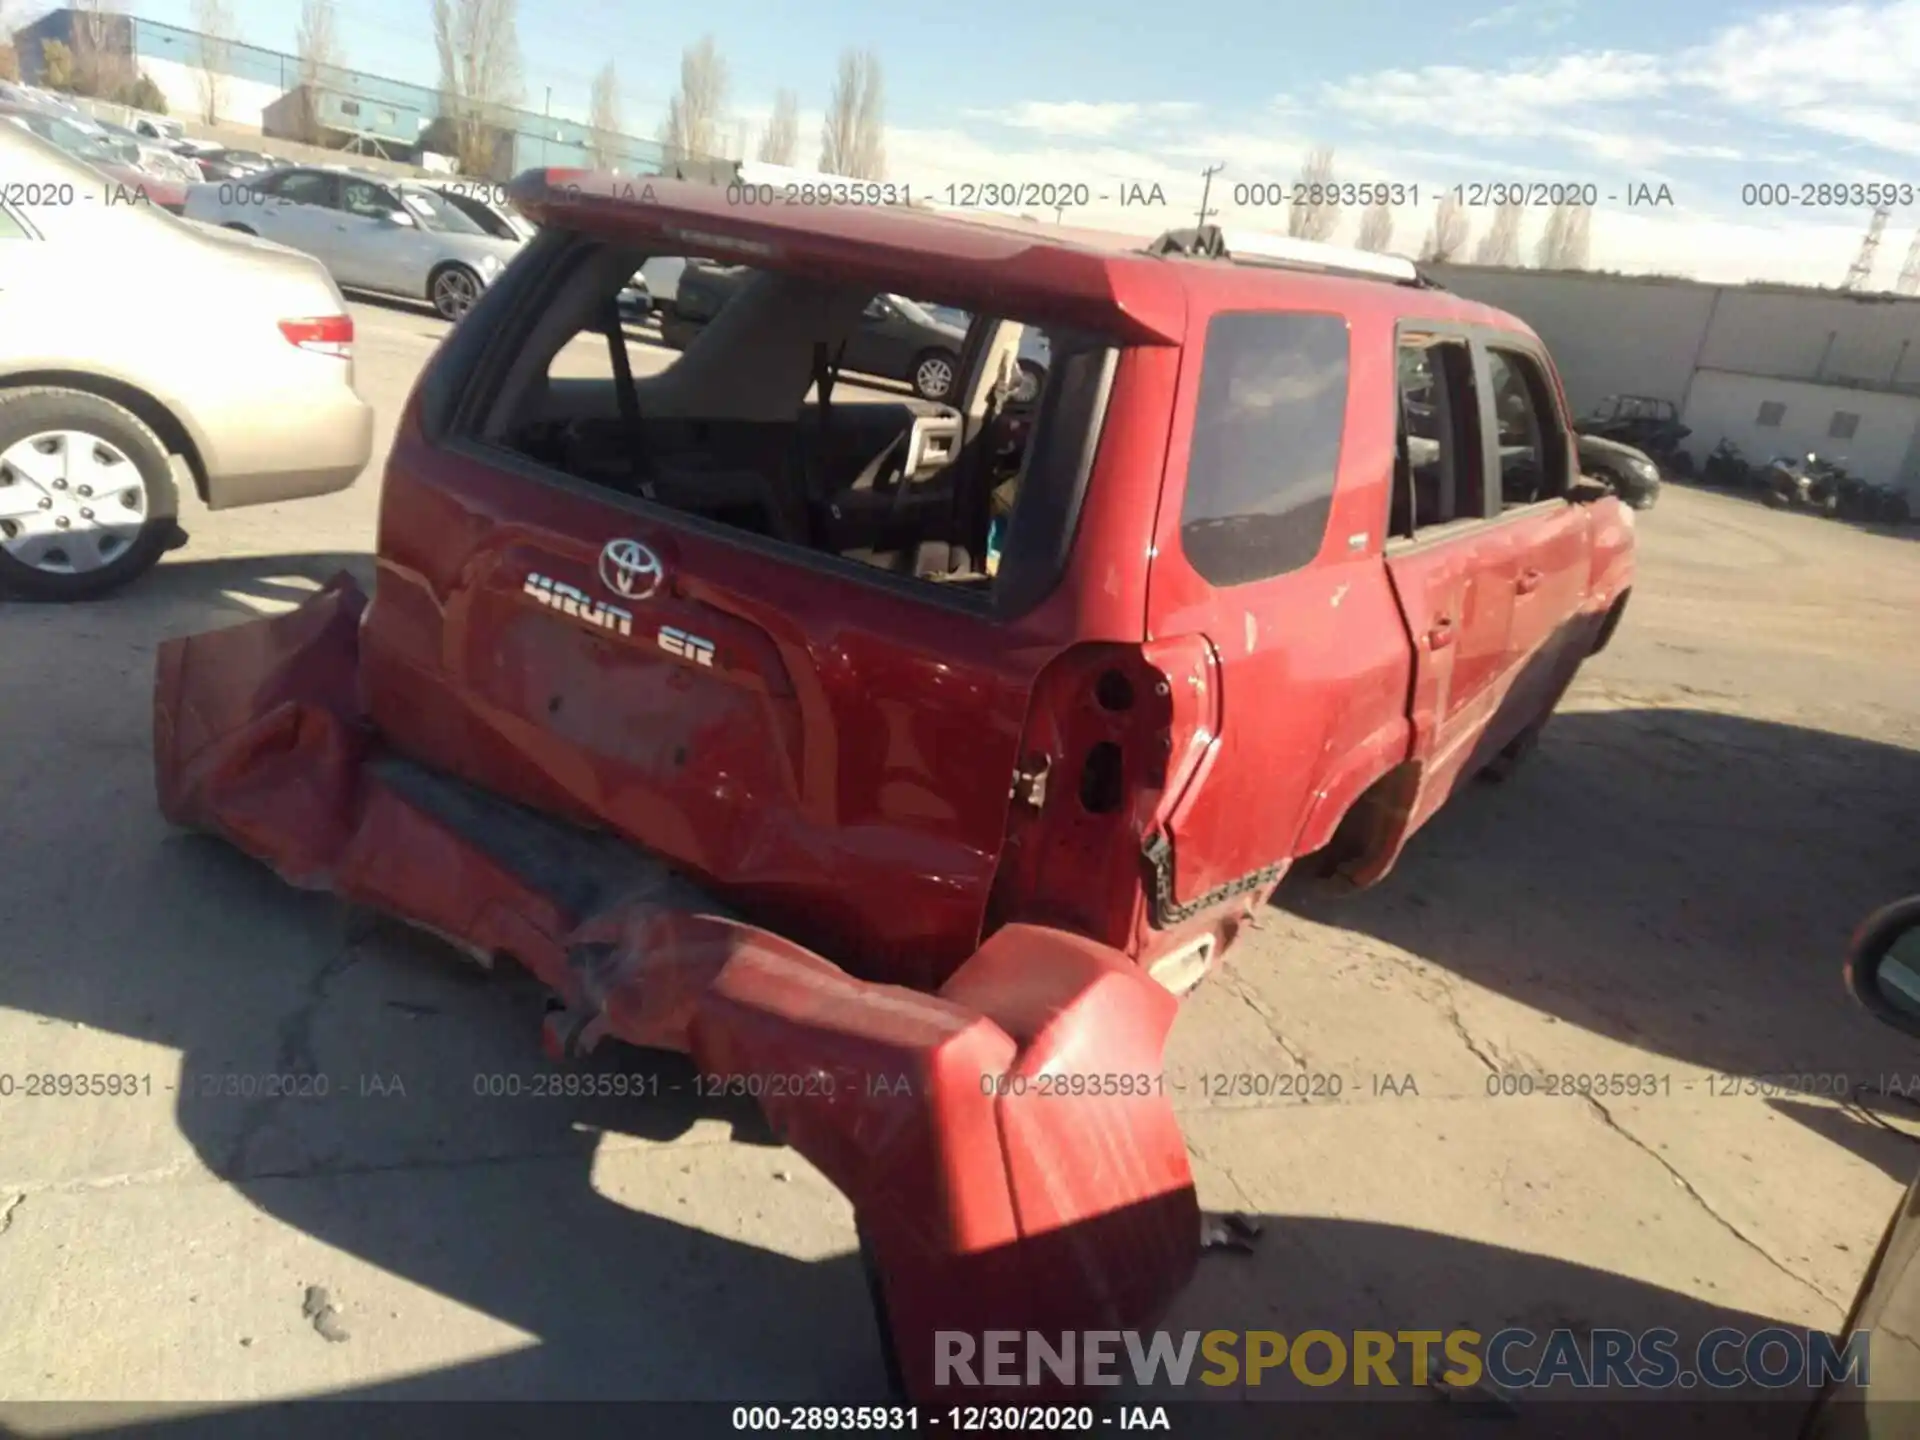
[1145,224,1447,289]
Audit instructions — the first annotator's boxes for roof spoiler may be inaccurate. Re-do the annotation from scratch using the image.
[1145,224,1448,290]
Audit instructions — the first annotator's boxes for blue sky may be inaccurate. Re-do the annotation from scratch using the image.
[134,0,1920,286]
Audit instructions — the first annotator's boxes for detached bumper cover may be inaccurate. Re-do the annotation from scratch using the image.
[154,575,1201,1401]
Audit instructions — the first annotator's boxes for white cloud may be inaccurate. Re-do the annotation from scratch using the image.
[968,101,1200,139]
[1466,0,1579,32]
[701,0,1920,286]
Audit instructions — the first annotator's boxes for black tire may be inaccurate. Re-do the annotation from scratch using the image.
[910,348,959,402]
[222,222,256,235]
[0,387,179,601]
[428,263,482,322]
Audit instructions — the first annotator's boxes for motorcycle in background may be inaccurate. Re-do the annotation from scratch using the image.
[1764,453,1846,514]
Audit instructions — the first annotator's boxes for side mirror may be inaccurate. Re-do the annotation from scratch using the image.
[383,209,415,227]
[1846,896,1920,1039]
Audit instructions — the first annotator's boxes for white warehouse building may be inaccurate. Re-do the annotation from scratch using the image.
[1426,264,1920,500]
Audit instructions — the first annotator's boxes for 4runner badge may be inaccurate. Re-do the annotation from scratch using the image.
[523,573,633,636]
[600,538,664,600]
[658,625,716,667]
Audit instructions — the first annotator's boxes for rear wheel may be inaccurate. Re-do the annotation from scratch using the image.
[429,263,482,322]
[911,349,958,402]
[0,388,179,601]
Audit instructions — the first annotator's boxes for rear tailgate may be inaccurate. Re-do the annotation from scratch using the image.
[366,178,1185,985]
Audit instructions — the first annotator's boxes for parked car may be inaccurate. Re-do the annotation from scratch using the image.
[663,265,969,400]
[87,115,205,183]
[419,181,538,242]
[182,167,522,320]
[186,146,279,182]
[126,111,184,144]
[0,123,373,599]
[616,273,652,321]
[0,100,186,210]
[1577,393,1691,461]
[152,195,1634,1400]
[1576,432,1661,510]
[1801,896,1920,1437]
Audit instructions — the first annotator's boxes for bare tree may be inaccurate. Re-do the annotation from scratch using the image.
[294,0,340,145]
[69,0,132,97]
[1286,146,1340,242]
[1536,201,1593,269]
[758,87,799,165]
[190,0,236,125]
[587,60,621,169]
[1420,192,1471,262]
[660,35,728,166]
[1355,198,1394,253]
[431,0,523,177]
[38,38,73,88]
[819,48,885,180]
[0,0,18,84]
[1473,200,1525,266]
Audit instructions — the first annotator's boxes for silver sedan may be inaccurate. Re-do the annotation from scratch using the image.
[182,167,523,320]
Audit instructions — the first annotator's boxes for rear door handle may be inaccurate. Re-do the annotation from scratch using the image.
[1426,616,1456,650]
[1516,567,1544,595]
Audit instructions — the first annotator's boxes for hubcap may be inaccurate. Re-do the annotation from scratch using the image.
[434,269,479,319]
[917,356,954,398]
[0,430,147,575]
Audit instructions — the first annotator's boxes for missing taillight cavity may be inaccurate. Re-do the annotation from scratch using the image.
[1079,741,1125,814]
[1094,669,1135,713]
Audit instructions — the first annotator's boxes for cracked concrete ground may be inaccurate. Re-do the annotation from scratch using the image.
[2,301,1918,1431]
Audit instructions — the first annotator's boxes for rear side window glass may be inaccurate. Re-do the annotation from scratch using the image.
[1180,311,1349,587]
[1486,347,1570,508]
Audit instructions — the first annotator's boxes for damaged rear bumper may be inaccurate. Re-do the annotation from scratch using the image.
[154,575,1202,1401]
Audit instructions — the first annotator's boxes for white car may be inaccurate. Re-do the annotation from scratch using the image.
[0,124,372,599]
[419,181,538,243]
[182,166,522,320]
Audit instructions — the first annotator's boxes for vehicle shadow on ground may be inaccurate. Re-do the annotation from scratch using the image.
[0,787,1836,1425]
[1278,705,1920,1103]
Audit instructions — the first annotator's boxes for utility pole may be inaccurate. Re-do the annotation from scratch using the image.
[1197,162,1225,229]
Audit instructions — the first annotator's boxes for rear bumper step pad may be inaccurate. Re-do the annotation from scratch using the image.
[153,574,1200,1401]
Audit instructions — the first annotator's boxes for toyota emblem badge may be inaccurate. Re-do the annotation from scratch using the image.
[599,538,664,600]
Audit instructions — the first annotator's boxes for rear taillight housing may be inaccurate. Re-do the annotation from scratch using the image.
[279,315,353,358]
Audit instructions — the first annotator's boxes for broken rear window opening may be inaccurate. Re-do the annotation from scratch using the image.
[465,230,1120,615]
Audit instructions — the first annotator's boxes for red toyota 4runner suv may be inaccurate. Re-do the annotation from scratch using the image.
[154,180,1634,1399]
